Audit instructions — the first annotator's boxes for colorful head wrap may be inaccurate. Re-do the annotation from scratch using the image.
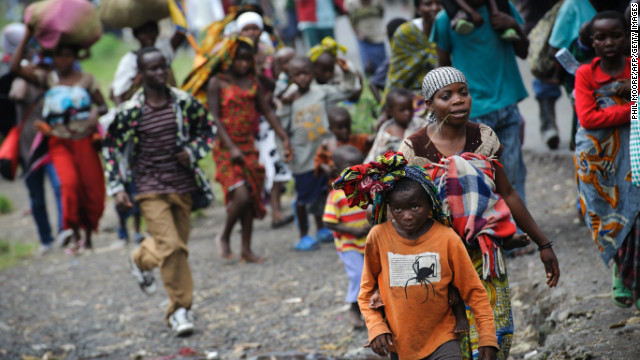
[308,37,347,62]
[236,11,264,31]
[421,66,467,100]
[332,151,450,226]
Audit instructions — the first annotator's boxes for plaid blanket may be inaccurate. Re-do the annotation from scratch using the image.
[425,153,516,279]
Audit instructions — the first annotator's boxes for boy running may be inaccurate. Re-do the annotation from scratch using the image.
[102,47,215,336]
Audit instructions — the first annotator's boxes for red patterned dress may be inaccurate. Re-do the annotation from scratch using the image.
[213,75,266,219]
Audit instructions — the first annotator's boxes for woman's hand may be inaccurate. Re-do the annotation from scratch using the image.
[336,58,350,72]
[489,12,517,31]
[540,247,560,287]
[115,191,133,211]
[614,79,631,100]
[230,146,244,164]
[283,137,293,162]
[478,346,497,360]
[368,333,393,357]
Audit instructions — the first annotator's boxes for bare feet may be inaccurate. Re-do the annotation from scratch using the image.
[240,251,265,264]
[502,233,531,250]
[217,234,234,260]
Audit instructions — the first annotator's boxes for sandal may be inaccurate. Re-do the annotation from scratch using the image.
[271,214,295,229]
[612,263,633,308]
[294,235,319,251]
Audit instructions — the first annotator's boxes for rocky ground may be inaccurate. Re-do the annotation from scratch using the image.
[1,151,640,360]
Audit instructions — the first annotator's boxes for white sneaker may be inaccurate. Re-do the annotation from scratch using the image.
[37,243,53,256]
[169,308,194,336]
[129,254,157,295]
[56,229,74,247]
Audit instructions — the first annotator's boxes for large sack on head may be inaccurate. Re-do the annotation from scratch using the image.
[24,0,102,50]
[100,0,170,29]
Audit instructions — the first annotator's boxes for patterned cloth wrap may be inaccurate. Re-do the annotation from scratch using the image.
[308,36,347,62]
[42,85,93,139]
[182,35,254,107]
[575,124,640,265]
[332,151,450,227]
[424,152,516,279]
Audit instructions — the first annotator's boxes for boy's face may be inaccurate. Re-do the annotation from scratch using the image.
[140,51,168,88]
[426,82,471,126]
[417,0,442,22]
[313,52,336,84]
[329,113,351,143]
[388,186,433,237]
[388,95,414,127]
[290,61,313,92]
[591,18,626,62]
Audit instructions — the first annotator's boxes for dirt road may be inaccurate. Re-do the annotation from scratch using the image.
[1,152,640,360]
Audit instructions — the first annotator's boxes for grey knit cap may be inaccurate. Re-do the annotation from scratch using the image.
[421,66,467,100]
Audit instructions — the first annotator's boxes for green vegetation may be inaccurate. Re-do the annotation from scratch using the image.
[81,34,196,106]
[0,194,13,214]
[0,238,34,271]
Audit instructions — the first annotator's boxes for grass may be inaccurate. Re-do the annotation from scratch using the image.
[0,194,13,214]
[81,34,196,106]
[0,238,35,271]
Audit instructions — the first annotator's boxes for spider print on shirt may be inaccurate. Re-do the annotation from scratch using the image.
[388,251,441,303]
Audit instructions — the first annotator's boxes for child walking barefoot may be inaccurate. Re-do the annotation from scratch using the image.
[207,37,292,263]
[333,152,498,359]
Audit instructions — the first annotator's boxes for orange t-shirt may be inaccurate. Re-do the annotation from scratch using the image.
[358,221,498,359]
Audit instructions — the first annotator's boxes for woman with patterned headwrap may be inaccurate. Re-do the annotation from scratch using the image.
[397,66,560,359]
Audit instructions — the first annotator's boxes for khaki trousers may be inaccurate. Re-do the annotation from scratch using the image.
[133,193,192,322]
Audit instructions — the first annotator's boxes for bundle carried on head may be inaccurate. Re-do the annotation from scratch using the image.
[332,151,450,226]
[25,0,102,50]
[99,0,170,29]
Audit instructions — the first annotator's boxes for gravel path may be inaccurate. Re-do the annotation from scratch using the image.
[1,152,640,360]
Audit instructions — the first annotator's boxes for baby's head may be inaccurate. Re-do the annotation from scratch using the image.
[274,46,296,77]
[388,177,434,235]
[289,56,314,92]
[385,87,414,128]
[386,18,407,42]
[328,107,352,143]
[332,145,363,179]
[422,67,471,125]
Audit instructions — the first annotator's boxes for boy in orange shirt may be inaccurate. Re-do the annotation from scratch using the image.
[333,152,498,360]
